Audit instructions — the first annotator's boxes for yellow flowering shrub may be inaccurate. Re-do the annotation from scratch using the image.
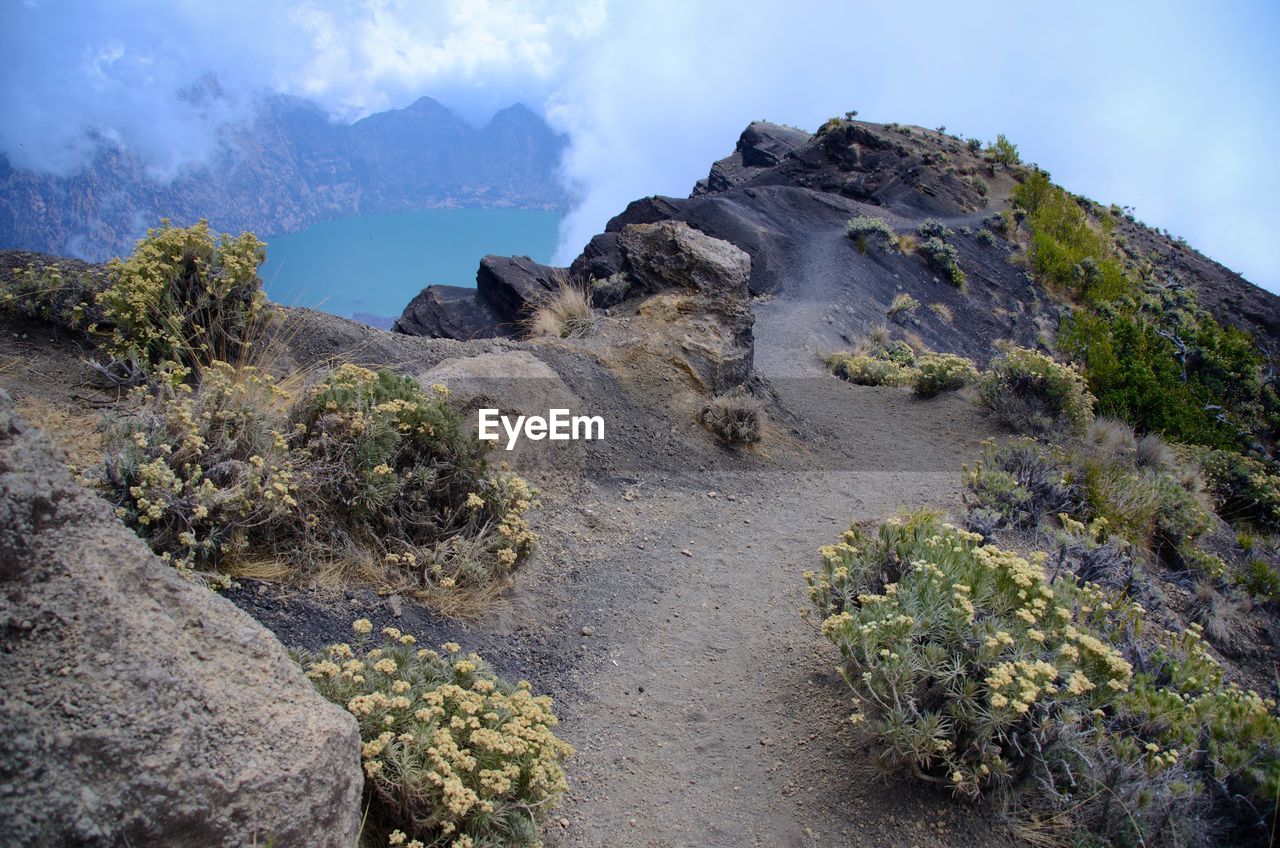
[808,511,1280,846]
[979,345,1095,436]
[825,342,977,398]
[808,512,1134,799]
[300,624,571,848]
[288,364,537,587]
[97,220,270,382]
[100,361,295,584]
[97,361,537,593]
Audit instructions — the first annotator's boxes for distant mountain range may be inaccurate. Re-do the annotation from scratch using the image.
[0,95,569,261]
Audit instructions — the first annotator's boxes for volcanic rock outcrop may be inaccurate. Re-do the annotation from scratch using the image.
[0,393,363,848]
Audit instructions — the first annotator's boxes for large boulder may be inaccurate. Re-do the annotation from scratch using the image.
[611,220,755,392]
[693,121,811,195]
[394,284,515,339]
[396,255,562,341]
[0,393,363,847]
[418,351,585,483]
[475,255,561,324]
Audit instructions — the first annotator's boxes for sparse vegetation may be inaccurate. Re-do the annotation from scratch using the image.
[918,237,966,288]
[912,353,977,398]
[3,220,273,385]
[887,292,920,319]
[827,339,976,399]
[97,362,537,595]
[928,302,953,323]
[301,623,571,848]
[699,391,765,446]
[980,345,1095,437]
[808,512,1280,847]
[845,216,897,253]
[527,280,597,339]
[975,229,995,246]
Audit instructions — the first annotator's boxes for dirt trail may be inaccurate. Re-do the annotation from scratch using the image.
[540,293,1009,847]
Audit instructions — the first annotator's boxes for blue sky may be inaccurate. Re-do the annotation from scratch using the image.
[3,0,1278,291]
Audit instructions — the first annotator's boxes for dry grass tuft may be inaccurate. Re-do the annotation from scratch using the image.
[527,275,597,339]
[699,391,765,447]
[928,302,953,323]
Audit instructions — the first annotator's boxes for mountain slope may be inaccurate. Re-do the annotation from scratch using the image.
[0,96,569,261]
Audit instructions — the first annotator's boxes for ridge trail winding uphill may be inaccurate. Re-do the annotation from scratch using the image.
[538,267,1008,847]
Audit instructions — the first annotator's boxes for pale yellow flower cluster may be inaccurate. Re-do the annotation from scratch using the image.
[304,624,571,845]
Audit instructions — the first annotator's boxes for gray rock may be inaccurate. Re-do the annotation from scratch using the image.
[615,221,754,392]
[476,254,562,324]
[394,284,514,339]
[0,393,363,847]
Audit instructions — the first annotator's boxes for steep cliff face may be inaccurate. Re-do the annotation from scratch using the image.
[0,96,569,261]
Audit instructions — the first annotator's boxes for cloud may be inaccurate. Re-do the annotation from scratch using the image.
[544,1,1280,291]
[1,0,1277,289]
[0,0,602,175]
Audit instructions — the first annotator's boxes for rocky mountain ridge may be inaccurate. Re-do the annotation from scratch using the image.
[395,119,1280,366]
[0,95,569,262]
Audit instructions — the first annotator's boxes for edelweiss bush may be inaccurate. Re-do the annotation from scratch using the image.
[100,361,296,585]
[980,345,1095,436]
[97,220,270,382]
[808,512,1135,799]
[826,342,977,399]
[912,353,978,398]
[844,216,897,253]
[301,624,571,847]
[809,513,1280,845]
[98,362,537,592]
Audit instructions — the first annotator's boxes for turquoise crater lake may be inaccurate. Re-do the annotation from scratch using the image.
[260,208,563,324]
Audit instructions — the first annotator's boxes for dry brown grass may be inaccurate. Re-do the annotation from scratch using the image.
[896,233,918,254]
[15,397,103,474]
[698,391,765,447]
[526,275,597,340]
[928,302,953,323]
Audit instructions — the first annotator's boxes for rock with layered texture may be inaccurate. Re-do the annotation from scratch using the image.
[612,220,755,392]
[0,393,363,848]
[394,284,515,339]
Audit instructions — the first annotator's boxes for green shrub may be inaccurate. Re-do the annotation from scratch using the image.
[975,229,996,246]
[912,353,977,398]
[1197,449,1280,533]
[97,362,537,592]
[825,352,914,387]
[917,237,966,287]
[980,346,1095,436]
[916,219,953,240]
[987,134,1020,166]
[1235,557,1280,602]
[300,623,571,847]
[845,216,897,253]
[1013,171,1128,303]
[966,138,983,153]
[1060,306,1270,451]
[97,220,271,383]
[809,513,1280,846]
[887,292,920,319]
